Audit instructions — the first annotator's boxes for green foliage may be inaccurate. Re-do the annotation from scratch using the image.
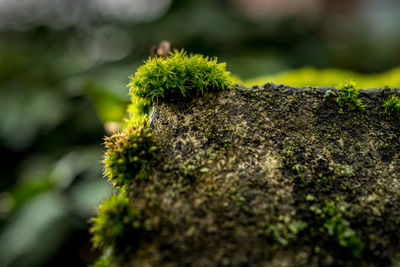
[128,49,233,103]
[90,191,144,252]
[103,123,156,188]
[242,67,400,88]
[336,81,366,113]
[310,200,364,260]
[383,95,400,118]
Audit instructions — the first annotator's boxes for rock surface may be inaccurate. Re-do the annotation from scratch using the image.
[126,83,400,266]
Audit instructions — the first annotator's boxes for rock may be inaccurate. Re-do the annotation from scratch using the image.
[125,84,400,266]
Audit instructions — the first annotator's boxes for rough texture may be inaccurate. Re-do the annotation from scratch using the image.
[124,83,400,266]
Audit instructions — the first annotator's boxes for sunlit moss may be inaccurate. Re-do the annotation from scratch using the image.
[90,190,149,254]
[336,81,365,113]
[128,49,232,103]
[90,191,136,249]
[103,122,156,188]
[383,95,400,118]
[124,95,150,129]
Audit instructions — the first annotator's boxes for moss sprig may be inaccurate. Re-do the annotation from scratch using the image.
[336,81,366,113]
[103,122,156,188]
[128,49,232,103]
[90,191,148,254]
[383,95,400,118]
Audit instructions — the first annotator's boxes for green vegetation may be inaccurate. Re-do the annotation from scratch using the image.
[90,190,149,256]
[128,49,232,103]
[103,123,156,188]
[383,95,400,118]
[242,67,400,88]
[336,81,365,113]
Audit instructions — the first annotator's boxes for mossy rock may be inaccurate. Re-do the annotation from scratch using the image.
[119,84,399,266]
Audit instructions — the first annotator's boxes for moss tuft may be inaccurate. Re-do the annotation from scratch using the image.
[103,122,156,188]
[128,49,232,103]
[90,190,149,255]
[383,95,400,118]
[336,81,366,113]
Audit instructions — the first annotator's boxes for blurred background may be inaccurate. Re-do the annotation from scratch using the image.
[0,0,399,266]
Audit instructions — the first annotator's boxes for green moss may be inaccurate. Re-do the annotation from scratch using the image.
[125,95,151,128]
[383,95,400,118]
[103,123,156,188]
[128,49,232,103]
[336,81,366,113]
[90,190,146,253]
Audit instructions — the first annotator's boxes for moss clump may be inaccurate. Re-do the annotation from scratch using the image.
[383,95,400,118]
[103,123,156,188]
[128,49,232,103]
[90,191,150,256]
[336,81,366,113]
[90,122,157,264]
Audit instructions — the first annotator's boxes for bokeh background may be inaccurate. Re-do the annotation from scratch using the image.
[0,0,399,266]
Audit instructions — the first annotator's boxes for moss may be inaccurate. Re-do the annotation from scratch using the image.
[383,95,400,118]
[90,190,149,256]
[336,81,366,113]
[124,95,151,128]
[103,122,156,188]
[91,121,158,264]
[128,49,232,103]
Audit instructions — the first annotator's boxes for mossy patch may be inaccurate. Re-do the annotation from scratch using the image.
[336,81,366,113]
[103,123,156,188]
[383,95,400,119]
[128,49,232,103]
[90,190,153,258]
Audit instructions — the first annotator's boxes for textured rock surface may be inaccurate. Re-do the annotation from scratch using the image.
[126,83,400,266]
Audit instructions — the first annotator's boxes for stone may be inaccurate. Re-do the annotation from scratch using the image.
[125,84,400,266]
